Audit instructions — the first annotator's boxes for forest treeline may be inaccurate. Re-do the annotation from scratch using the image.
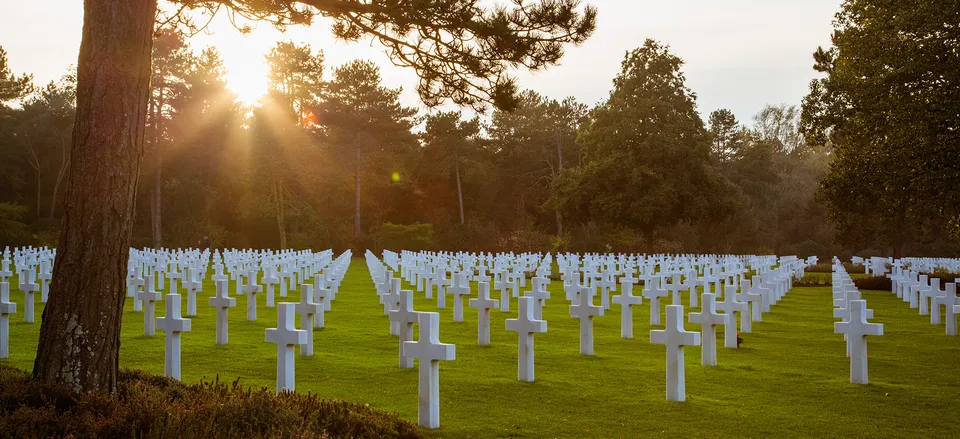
[0,29,956,258]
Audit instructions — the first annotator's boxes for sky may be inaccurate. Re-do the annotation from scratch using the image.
[0,0,841,124]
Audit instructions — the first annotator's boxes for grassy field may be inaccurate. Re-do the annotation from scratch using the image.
[3,259,959,438]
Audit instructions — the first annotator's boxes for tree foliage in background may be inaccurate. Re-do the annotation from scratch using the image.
[802,0,960,256]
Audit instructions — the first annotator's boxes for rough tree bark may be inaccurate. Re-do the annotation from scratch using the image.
[33,0,156,394]
[48,136,70,219]
[354,133,361,241]
[455,154,465,226]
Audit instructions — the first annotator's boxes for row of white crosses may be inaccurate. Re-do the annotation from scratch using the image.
[266,250,351,393]
[372,250,810,420]
[887,259,960,336]
[121,247,345,383]
[832,260,883,384]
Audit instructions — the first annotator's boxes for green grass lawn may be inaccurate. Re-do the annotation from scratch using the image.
[3,259,959,438]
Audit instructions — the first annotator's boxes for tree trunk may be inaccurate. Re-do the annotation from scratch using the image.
[151,83,164,249]
[33,0,156,394]
[455,158,465,225]
[276,179,287,248]
[555,129,563,236]
[354,134,361,241]
[48,136,70,219]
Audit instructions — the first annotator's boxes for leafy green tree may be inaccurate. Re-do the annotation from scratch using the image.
[147,29,193,248]
[421,111,480,225]
[316,60,417,243]
[557,40,733,245]
[708,109,741,161]
[801,0,960,255]
[265,41,324,117]
[0,46,32,103]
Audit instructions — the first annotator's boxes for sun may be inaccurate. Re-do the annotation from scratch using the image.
[223,56,269,106]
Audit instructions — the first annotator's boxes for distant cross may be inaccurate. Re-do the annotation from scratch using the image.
[263,266,280,307]
[612,275,643,339]
[312,285,331,328]
[390,289,422,369]
[18,268,38,323]
[37,259,52,303]
[138,275,161,336]
[506,297,548,382]
[735,280,758,332]
[716,285,748,347]
[295,284,320,357]
[266,303,308,393]
[938,283,959,336]
[468,282,499,345]
[689,293,728,366]
[642,279,669,326]
[402,312,456,429]
[183,267,201,317]
[650,305,701,402]
[242,269,263,321]
[526,276,551,320]
[570,285,603,355]
[208,274,236,345]
[834,300,883,384]
[127,273,145,312]
[447,272,471,322]
[156,293,192,380]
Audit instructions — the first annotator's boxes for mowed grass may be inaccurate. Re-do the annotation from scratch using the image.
[3,259,959,438]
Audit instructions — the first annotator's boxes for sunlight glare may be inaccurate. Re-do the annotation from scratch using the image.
[223,55,269,106]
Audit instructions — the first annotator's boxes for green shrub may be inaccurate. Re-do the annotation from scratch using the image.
[0,366,423,439]
[0,202,33,247]
[379,222,435,252]
[805,262,862,273]
[793,274,832,287]
[853,276,892,291]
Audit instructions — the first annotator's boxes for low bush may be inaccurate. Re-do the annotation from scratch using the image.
[793,274,832,287]
[853,276,892,291]
[379,223,435,252]
[804,262,863,273]
[0,366,423,439]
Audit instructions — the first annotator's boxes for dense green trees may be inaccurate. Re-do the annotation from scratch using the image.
[802,0,960,257]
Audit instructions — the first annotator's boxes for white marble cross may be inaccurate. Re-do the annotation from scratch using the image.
[642,280,668,326]
[0,279,17,358]
[942,284,959,336]
[156,293,192,380]
[37,259,51,303]
[390,289,421,369]
[138,275,161,336]
[598,270,616,310]
[208,275,236,345]
[266,303,308,393]
[402,312,456,429]
[183,268,201,317]
[526,276,551,320]
[263,267,279,307]
[127,274,144,312]
[312,285,331,328]
[447,272,471,322]
[506,296,547,382]
[295,284,320,356]
[735,281,756,332]
[242,269,262,321]
[932,283,957,329]
[570,285,603,355]
[650,305,701,402]
[468,282,499,345]
[689,293,727,366]
[18,268,38,323]
[834,300,883,384]
[716,285,747,347]
[497,273,512,313]
[612,276,643,339]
